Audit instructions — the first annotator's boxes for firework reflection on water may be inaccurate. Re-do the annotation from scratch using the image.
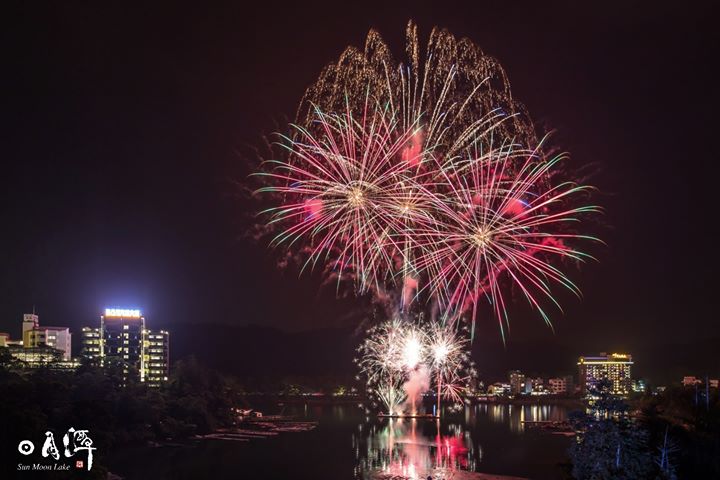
[353,417,478,479]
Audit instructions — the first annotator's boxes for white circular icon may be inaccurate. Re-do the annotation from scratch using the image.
[18,440,35,455]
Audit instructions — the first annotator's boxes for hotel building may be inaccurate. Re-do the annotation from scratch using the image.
[145,330,170,386]
[508,370,526,395]
[81,308,169,386]
[22,313,72,361]
[0,313,77,369]
[0,332,21,347]
[578,353,633,397]
[548,377,567,394]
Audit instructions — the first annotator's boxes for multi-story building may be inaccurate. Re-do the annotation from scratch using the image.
[0,314,77,369]
[548,377,568,394]
[0,332,21,347]
[508,370,526,395]
[81,308,169,385]
[103,308,145,380]
[526,377,549,395]
[524,378,533,394]
[145,330,169,386]
[5,344,66,367]
[563,375,576,395]
[22,313,38,336]
[81,327,101,358]
[633,379,647,393]
[21,313,72,360]
[488,382,511,396]
[578,353,633,397]
[682,376,719,388]
[529,377,544,391]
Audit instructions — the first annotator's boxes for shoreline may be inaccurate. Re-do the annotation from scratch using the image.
[243,393,585,409]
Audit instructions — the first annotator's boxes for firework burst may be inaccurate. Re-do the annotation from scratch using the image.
[414,139,600,338]
[256,21,601,337]
[357,317,474,415]
[428,322,474,408]
[256,99,433,292]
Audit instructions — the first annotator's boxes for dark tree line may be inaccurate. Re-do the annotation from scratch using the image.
[0,355,243,478]
[568,379,720,479]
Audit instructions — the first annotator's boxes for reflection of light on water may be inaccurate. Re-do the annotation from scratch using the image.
[493,404,567,434]
[490,404,505,423]
[354,418,479,479]
[354,404,569,478]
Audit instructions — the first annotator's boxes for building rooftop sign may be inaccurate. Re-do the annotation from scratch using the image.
[578,353,633,364]
[104,308,141,318]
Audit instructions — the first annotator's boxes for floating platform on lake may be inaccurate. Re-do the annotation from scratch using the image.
[521,420,573,432]
[377,413,439,419]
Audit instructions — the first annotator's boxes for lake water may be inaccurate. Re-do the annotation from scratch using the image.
[106,402,574,479]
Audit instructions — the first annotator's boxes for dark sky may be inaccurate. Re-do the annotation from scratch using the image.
[2,2,719,369]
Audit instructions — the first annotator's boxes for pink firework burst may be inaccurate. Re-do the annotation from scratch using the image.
[255,22,601,337]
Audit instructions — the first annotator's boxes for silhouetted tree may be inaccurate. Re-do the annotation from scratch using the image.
[569,379,654,479]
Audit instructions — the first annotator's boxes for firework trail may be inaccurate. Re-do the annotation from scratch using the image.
[256,21,600,337]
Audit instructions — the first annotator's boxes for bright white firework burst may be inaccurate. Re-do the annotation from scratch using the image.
[356,318,474,414]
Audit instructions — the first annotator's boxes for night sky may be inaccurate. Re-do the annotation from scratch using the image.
[3,2,719,377]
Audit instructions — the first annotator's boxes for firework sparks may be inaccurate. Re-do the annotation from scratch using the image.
[256,21,601,336]
[414,140,601,338]
[357,318,474,415]
[428,322,473,409]
[402,332,424,370]
[256,101,432,292]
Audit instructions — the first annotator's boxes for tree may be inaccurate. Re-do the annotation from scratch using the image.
[569,379,654,479]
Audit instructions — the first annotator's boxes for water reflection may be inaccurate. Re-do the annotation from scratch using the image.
[354,418,478,479]
[475,403,567,434]
[354,404,568,479]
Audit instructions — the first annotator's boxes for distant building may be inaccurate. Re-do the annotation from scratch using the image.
[682,376,719,388]
[145,330,170,386]
[102,308,145,380]
[527,377,549,395]
[529,377,544,391]
[81,308,169,386]
[5,344,67,367]
[508,370,526,395]
[81,327,101,357]
[548,377,568,394]
[578,353,633,397]
[524,378,533,394]
[22,313,38,337]
[563,375,576,394]
[488,382,511,396]
[632,379,647,393]
[22,313,72,361]
[0,332,19,347]
[0,314,77,369]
